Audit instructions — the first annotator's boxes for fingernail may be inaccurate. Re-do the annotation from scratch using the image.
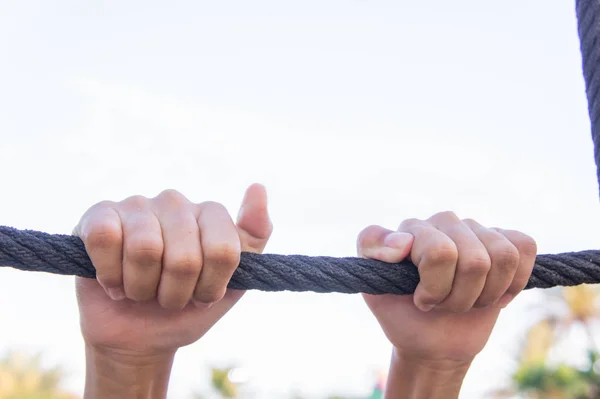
[384,232,413,249]
[498,293,514,308]
[418,303,435,312]
[107,287,126,301]
[193,300,214,309]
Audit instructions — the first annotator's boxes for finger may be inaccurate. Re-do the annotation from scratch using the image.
[398,218,458,311]
[463,219,520,308]
[492,228,537,307]
[117,196,164,301]
[74,201,125,300]
[193,201,241,306]
[429,212,490,313]
[153,190,203,309]
[236,183,273,254]
[356,225,414,263]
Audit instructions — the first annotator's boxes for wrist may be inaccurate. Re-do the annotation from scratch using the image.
[84,343,176,399]
[385,347,472,399]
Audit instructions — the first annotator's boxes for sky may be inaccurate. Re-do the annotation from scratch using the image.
[1,0,600,397]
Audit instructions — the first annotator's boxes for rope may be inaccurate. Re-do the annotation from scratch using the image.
[1,226,600,294]
[578,0,600,192]
[0,4,599,294]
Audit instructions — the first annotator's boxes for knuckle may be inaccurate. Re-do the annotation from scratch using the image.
[463,252,491,275]
[128,239,164,265]
[201,200,227,212]
[357,225,383,247]
[516,234,538,258]
[430,210,459,223]
[490,242,520,271]
[86,222,122,248]
[164,257,202,279]
[157,189,188,205]
[91,200,116,210]
[438,210,458,219]
[123,195,149,209]
[425,243,458,266]
[502,230,537,258]
[399,218,422,229]
[444,225,465,238]
[358,224,380,236]
[195,288,226,304]
[205,243,241,266]
[461,218,480,228]
[83,200,116,218]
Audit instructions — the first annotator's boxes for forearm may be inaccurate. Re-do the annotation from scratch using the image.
[385,348,471,399]
[84,343,175,399]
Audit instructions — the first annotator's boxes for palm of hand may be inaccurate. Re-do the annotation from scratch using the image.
[364,293,501,362]
[76,277,244,353]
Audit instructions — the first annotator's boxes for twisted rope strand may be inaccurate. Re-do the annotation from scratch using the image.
[0,226,598,294]
[578,0,600,192]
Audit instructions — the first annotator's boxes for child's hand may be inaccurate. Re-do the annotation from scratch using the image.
[358,211,536,364]
[73,184,272,357]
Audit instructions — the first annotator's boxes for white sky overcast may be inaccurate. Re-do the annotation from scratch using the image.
[2,1,600,398]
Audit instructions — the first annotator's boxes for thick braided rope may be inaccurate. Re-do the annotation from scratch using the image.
[1,226,599,294]
[578,0,600,192]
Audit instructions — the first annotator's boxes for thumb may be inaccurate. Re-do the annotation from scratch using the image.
[236,183,273,253]
[357,225,414,263]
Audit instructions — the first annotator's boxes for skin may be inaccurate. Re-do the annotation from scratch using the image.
[74,184,272,398]
[358,211,537,398]
[73,186,536,399]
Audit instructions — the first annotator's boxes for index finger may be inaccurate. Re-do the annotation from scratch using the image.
[398,219,458,311]
[74,202,124,300]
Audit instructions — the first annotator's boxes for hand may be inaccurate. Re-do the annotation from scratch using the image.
[359,211,537,365]
[74,184,272,357]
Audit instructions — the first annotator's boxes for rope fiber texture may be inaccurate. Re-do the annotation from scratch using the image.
[578,0,600,192]
[0,3,600,294]
[2,226,600,294]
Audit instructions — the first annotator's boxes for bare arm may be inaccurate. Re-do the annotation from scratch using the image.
[385,348,470,399]
[84,344,174,399]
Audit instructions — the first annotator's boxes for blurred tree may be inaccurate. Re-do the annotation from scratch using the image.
[496,285,600,398]
[211,367,238,398]
[0,351,79,399]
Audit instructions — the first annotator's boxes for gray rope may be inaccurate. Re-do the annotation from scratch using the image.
[578,0,600,193]
[1,226,599,294]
